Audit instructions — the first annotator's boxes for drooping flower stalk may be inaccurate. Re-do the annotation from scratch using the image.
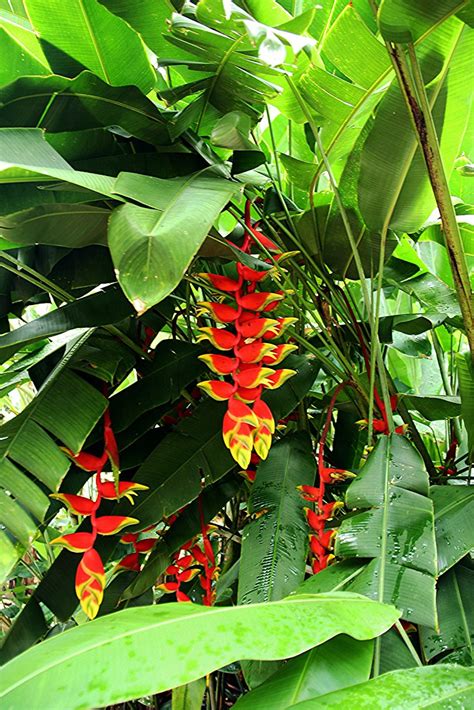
[300,382,354,574]
[197,200,298,469]
[51,403,147,619]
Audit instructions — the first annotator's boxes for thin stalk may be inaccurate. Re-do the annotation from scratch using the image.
[432,330,463,443]
[286,76,395,432]
[391,41,474,362]
[395,620,423,667]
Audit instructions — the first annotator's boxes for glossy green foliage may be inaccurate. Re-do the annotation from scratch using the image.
[287,665,474,708]
[335,434,437,626]
[1,594,399,709]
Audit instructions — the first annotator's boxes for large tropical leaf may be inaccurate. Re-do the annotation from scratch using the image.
[24,0,155,93]
[234,635,374,710]
[0,7,50,85]
[358,19,473,232]
[107,171,242,312]
[335,434,438,627]
[288,665,474,709]
[430,485,474,574]
[0,73,169,145]
[419,561,473,665]
[0,593,399,709]
[457,352,474,459]
[378,0,469,42]
[0,331,106,581]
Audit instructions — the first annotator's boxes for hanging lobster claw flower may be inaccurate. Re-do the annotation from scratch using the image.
[237,317,279,339]
[197,273,241,292]
[177,567,200,583]
[240,468,257,483]
[236,341,275,363]
[197,380,235,401]
[104,409,120,471]
[176,590,192,602]
[262,317,298,339]
[233,366,274,389]
[237,292,284,311]
[51,532,94,552]
[197,327,238,350]
[196,301,239,323]
[121,532,138,544]
[319,501,344,520]
[253,424,272,460]
[49,493,98,516]
[227,397,259,426]
[229,424,253,469]
[237,263,270,282]
[262,343,298,365]
[253,398,275,434]
[305,508,326,532]
[297,485,321,502]
[198,354,238,375]
[158,581,179,593]
[264,369,296,389]
[75,548,105,619]
[310,535,328,558]
[96,480,149,503]
[134,538,156,553]
[94,516,138,535]
[319,466,356,483]
[62,449,108,472]
[235,385,263,402]
[114,552,141,573]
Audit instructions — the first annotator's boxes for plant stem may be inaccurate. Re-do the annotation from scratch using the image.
[390,41,474,362]
[395,620,423,667]
[432,330,463,443]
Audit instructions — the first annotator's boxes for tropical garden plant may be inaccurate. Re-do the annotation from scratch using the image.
[0,0,473,707]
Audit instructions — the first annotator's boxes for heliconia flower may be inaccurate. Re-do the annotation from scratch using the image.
[235,341,275,363]
[237,263,269,282]
[240,468,257,483]
[62,449,108,472]
[237,292,284,311]
[165,564,179,575]
[319,501,344,519]
[97,480,149,504]
[227,397,259,426]
[262,317,298,339]
[237,317,279,339]
[253,424,272,460]
[309,535,328,558]
[305,508,326,532]
[104,409,120,471]
[262,343,298,365]
[176,590,192,602]
[115,552,141,573]
[236,385,263,402]
[196,301,239,323]
[197,380,235,401]
[312,554,334,573]
[134,538,156,553]
[319,466,356,483]
[233,366,274,389]
[75,548,106,620]
[158,581,179,593]
[229,430,253,468]
[253,398,275,434]
[198,353,238,375]
[50,493,98,516]
[297,485,321,502]
[51,532,94,552]
[177,567,200,583]
[197,327,238,351]
[94,516,138,536]
[264,369,296,390]
[197,273,241,292]
[121,532,139,544]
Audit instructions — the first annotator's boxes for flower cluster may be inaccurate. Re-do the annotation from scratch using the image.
[159,525,217,605]
[51,408,148,619]
[358,394,407,435]
[197,201,297,469]
[116,528,157,573]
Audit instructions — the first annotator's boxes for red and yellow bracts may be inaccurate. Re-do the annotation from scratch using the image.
[51,405,148,619]
[197,201,297,469]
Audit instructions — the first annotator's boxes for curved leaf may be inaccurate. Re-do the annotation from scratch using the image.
[378,0,466,42]
[108,172,242,312]
[0,593,400,709]
[431,485,474,574]
[288,665,474,709]
[238,432,314,605]
[234,635,373,710]
[358,21,473,233]
[24,0,154,93]
[335,434,437,627]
